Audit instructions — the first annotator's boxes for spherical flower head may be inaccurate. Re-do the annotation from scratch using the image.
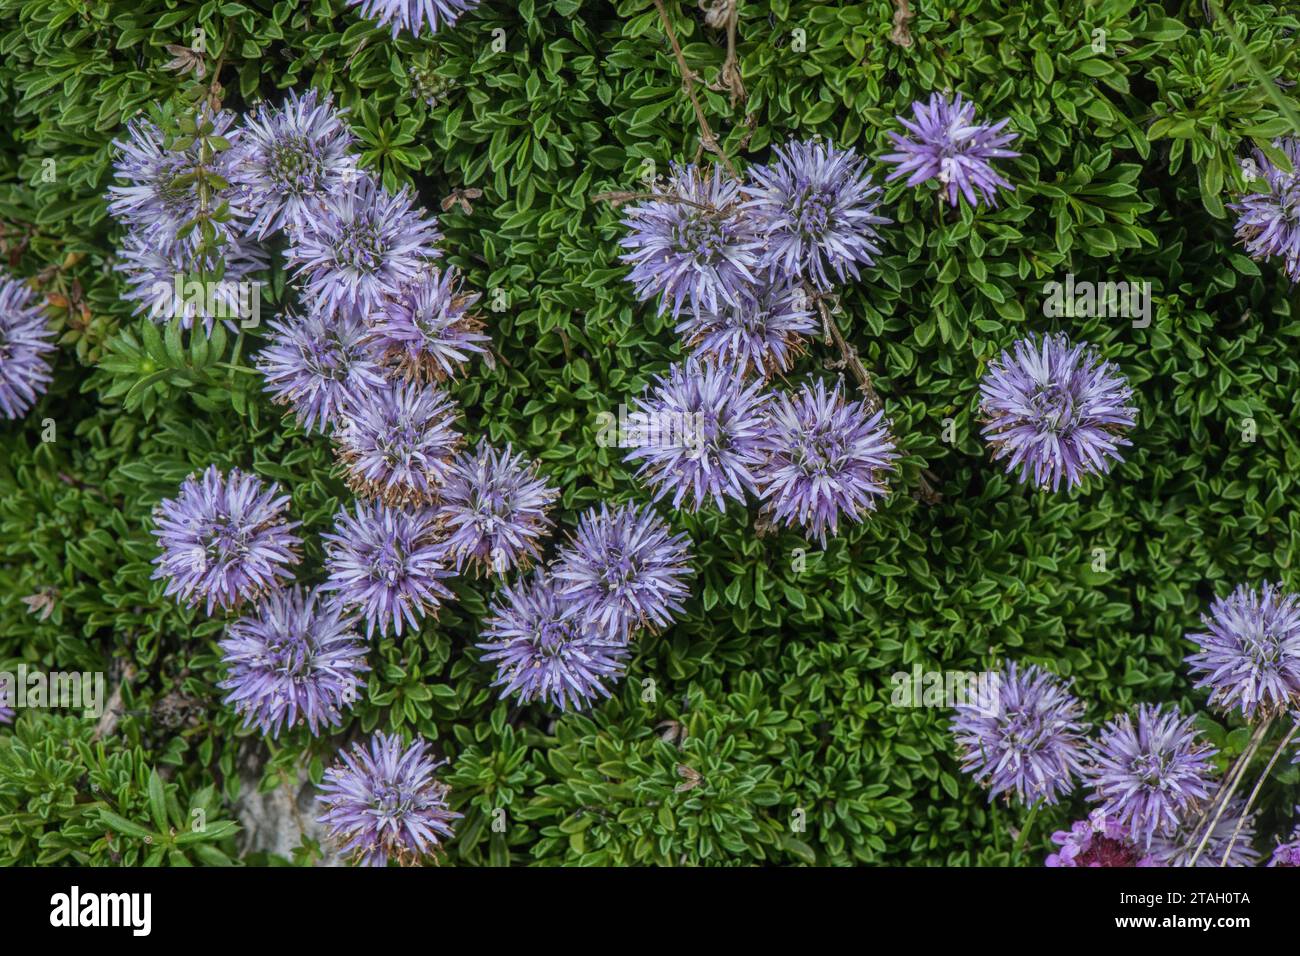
[256,309,387,435]
[334,381,463,506]
[619,162,761,320]
[1085,704,1218,849]
[218,586,370,738]
[979,334,1136,492]
[950,661,1089,807]
[478,571,630,711]
[366,266,488,382]
[1186,583,1300,721]
[321,502,455,638]
[0,274,55,420]
[754,378,897,546]
[0,706,12,725]
[317,731,461,867]
[107,109,247,249]
[742,140,890,290]
[347,0,480,38]
[436,441,558,575]
[287,172,441,317]
[553,502,693,642]
[231,89,359,240]
[1231,137,1300,281]
[624,359,769,512]
[678,279,817,379]
[115,231,268,335]
[1045,816,1156,867]
[881,92,1020,208]
[151,465,302,614]
[1149,797,1261,867]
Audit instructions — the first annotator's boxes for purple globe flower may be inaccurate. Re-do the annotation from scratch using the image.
[287,172,441,318]
[255,309,388,435]
[1085,704,1218,849]
[317,731,462,867]
[553,502,693,642]
[321,501,455,638]
[677,279,817,379]
[950,661,1089,807]
[115,231,268,335]
[979,334,1137,492]
[218,586,370,738]
[366,266,488,382]
[107,109,247,249]
[334,381,463,506]
[1149,797,1261,867]
[1045,817,1156,867]
[436,441,558,575]
[1231,137,1300,281]
[231,89,359,240]
[1270,826,1300,867]
[754,378,897,546]
[623,359,769,512]
[1186,583,1300,720]
[478,571,630,711]
[881,92,1020,208]
[742,140,889,290]
[0,274,55,420]
[0,706,12,725]
[619,162,761,320]
[347,0,480,37]
[151,466,303,614]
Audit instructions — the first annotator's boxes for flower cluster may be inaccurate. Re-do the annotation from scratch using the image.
[151,465,302,614]
[755,380,898,545]
[477,502,693,711]
[1045,817,1155,868]
[1185,582,1300,720]
[1270,826,1300,867]
[677,280,816,379]
[365,266,489,383]
[255,308,387,435]
[950,661,1090,807]
[624,359,768,513]
[478,572,630,711]
[1232,137,1300,281]
[333,381,463,506]
[231,88,359,240]
[107,108,263,334]
[615,115,1023,545]
[107,108,248,252]
[218,586,369,737]
[978,333,1137,492]
[321,502,456,639]
[553,502,694,642]
[1085,704,1217,850]
[959,579,1300,866]
[287,172,442,318]
[743,139,890,289]
[437,441,559,575]
[316,731,462,866]
[881,92,1020,208]
[0,273,56,420]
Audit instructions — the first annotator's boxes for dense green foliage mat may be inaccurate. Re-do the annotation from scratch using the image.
[2,0,1299,865]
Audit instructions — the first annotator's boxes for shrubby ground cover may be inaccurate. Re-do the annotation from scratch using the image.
[1,0,1299,866]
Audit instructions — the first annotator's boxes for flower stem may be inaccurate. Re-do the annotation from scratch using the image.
[1187,717,1272,866]
[1012,798,1044,864]
[1218,717,1299,866]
